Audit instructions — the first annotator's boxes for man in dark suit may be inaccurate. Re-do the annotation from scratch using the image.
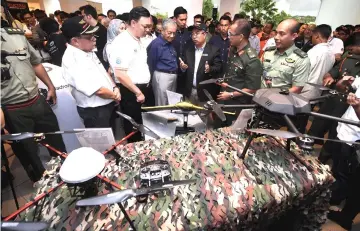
[179,23,222,104]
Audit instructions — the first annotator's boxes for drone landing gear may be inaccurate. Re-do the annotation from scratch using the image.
[118,202,137,231]
[1,141,19,210]
[239,111,263,159]
[68,178,100,198]
[175,113,195,135]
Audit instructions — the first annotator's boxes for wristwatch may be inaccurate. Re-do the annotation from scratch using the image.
[230,92,234,99]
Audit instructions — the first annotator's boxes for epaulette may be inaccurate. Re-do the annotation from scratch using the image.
[293,49,308,58]
[246,48,257,59]
[4,27,24,35]
[264,46,276,51]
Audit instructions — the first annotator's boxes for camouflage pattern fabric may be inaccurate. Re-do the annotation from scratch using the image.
[21,128,334,230]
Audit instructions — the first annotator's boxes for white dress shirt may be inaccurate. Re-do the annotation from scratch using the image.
[249,34,260,55]
[337,77,360,143]
[193,44,205,87]
[62,44,114,108]
[109,30,150,84]
[301,43,335,100]
[328,37,344,55]
[141,32,157,48]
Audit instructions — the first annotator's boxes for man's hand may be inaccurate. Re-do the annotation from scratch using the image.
[217,91,232,101]
[336,76,355,92]
[136,92,145,103]
[113,87,121,102]
[179,58,188,70]
[47,87,57,105]
[347,93,360,107]
[205,61,210,73]
[323,75,335,86]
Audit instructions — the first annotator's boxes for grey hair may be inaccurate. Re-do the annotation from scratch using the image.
[162,18,177,30]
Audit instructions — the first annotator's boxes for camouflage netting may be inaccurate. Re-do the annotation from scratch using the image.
[21,127,334,231]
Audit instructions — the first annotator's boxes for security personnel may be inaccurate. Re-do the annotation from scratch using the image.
[261,19,310,93]
[1,18,66,182]
[217,19,263,126]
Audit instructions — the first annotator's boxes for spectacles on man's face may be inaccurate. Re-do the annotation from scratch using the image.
[228,31,241,37]
[78,34,97,41]
[192,31,205,37]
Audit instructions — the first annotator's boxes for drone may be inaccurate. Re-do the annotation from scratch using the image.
[199,77,360,160]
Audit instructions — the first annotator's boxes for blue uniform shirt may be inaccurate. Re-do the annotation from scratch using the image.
[172,29,192,58]
[147,36,178,75]
[208,34,230,64]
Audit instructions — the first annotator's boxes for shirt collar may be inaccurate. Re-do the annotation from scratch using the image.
[195,43,206,51]
[159,35,170,45]
[126,29,140,41]
[67,44,92,57]
[276,44,297,56]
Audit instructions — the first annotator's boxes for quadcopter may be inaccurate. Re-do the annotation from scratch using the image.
[199,77,360,161]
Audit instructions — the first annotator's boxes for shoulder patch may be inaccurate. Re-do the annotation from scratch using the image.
[4,27,24,35]
[265,46,276,52]
[293,49,308,58]
[246,48,257,59]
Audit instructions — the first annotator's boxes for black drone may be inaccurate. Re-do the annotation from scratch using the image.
[199,77,360,161]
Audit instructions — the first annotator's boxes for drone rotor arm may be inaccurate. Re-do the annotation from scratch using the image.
[309,111,360,127]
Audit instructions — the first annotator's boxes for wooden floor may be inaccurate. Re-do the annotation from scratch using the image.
[1,136,360,230]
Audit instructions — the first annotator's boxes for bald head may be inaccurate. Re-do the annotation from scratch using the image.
[275,18,300,51]
[279,19,300,34]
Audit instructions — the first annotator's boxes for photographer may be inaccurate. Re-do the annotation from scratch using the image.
[0,8,66,182]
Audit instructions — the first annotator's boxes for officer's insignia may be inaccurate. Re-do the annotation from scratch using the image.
[50,41,55,46]
[116,58,121,64]
[285,58,295,63]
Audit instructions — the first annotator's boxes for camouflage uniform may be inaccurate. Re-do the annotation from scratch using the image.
[22,128,333,230]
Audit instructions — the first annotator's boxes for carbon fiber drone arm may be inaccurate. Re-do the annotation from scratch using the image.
[309,111,360,127]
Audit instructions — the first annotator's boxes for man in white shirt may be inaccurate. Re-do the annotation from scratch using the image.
[61,16,120,128]
[249,21,260,55]
[141,15,157,48]
[301,24,336,100]
[328,35,344,62]
[327,75,360,230]
[109,7,152,143]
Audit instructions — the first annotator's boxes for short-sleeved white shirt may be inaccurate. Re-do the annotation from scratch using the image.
[62,44,114,108]
[109,30,150,84]
[328,37,344,55]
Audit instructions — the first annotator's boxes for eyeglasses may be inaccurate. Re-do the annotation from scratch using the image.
[78,35,96,41]
[192,31,205,37]
[141,24,153,29]
[228,31,241,37]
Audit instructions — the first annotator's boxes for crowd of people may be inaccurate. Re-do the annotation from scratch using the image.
[1,3,360,229]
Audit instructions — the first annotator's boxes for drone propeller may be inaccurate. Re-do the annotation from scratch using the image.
[203,89,226,121]
[1,221,49,231]
[199,75,236,85]
[247,128,360,146]
[1,130,85,141]
[76,179,196,206]
[116,111,160,139]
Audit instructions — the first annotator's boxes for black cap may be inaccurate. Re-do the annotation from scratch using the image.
[61,16,99,40]
[193,23,207,32]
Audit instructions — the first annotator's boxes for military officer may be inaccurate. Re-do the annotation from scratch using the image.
[1,18,66,182]
[217,19,263,126]
[261,19,311,94]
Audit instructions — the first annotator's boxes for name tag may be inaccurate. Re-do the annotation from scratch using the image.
[202,54,208,57]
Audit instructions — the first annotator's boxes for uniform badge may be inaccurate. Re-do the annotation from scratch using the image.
[202,54,208,56]
[285,58,295,63]
[116,58,121,64]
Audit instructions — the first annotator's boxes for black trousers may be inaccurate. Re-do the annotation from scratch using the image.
[308,97,348,137]
[4,95,66,182]
[119,83,151,143]
[330,142,358,205]
[340,165,360,223]
[77,102,115,128]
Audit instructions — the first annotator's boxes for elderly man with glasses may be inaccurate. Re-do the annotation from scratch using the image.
[147,18,179,106]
